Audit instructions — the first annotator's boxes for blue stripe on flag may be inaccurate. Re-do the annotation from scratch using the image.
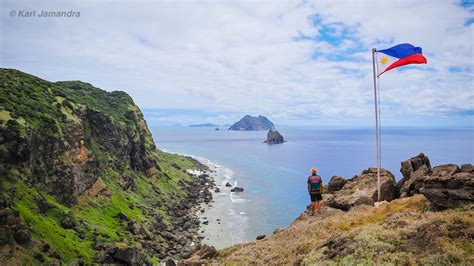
[378,43,423,58]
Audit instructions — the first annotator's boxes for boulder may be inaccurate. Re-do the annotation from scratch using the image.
[396,153,432,197]
[114,212,130,221]
[225,182,232,187]
[256,235,266,240]
[36,197,54,213]
[112,246,147,265]
[127,221,143,235]
[13,229,31,245]
[120,175,137,191]
[461,164,474,173]
[328,176,346,192]
[324,168,396,211]
[230,187,244,192]
[264,130,285,144]
[420,164,473,209]
[181,244,216,263]
[60,217,77,230]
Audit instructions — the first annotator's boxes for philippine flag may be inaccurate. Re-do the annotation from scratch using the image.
[376,43,427,77]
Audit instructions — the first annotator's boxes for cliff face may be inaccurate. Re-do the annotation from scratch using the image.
[228,115,275,131]
[0,69,213,264]
[1,70,159,205]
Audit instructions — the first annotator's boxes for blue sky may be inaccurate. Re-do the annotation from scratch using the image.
[1,0,473,126]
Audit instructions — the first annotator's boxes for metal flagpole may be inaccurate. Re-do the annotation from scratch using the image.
[377,71,382,202]
[372,48,381,202]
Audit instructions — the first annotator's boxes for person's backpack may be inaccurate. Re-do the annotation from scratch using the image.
[309,175,321,194]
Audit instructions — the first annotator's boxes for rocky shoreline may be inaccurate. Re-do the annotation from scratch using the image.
[87,156,218,264]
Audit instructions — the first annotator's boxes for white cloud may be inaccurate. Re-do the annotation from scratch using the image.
[1,0,472,126]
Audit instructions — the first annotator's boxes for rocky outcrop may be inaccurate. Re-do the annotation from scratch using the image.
[178,244,216,265]
[264,130,285,144]
[228,115,275,131]
[231,187,244,192]
[328,176,346,192]
[394,153,473,209]
[324,168,397,211]
[420,164,473,209]
[396,153,432,197]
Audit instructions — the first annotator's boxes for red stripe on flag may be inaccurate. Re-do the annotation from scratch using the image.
[378,53,427,77]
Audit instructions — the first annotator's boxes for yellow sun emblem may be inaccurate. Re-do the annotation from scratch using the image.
[380,56,389,65]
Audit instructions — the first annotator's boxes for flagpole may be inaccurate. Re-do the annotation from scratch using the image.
[377,72,382,202]
[372,48,381,202]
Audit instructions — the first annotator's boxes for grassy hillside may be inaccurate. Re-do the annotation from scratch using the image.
[0,69,211,264]
[213,195,473,265]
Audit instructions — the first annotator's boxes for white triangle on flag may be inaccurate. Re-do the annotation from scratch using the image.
[376,52,397,77]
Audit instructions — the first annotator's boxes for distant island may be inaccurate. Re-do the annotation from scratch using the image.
[189,123,219,128]
[228,115,275,131]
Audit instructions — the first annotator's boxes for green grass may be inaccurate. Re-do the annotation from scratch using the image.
[12,181,95,264]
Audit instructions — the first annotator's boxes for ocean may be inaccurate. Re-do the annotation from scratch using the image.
[150,126,473,248]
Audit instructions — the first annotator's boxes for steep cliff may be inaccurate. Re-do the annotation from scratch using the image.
[0,69,213,264]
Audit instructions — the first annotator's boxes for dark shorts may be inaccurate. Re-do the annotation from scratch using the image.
[310,193,322,202]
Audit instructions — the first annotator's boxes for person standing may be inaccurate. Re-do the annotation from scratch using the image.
[307,167,323,216]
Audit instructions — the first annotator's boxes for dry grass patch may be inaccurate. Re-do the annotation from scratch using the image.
[212,195,473,265]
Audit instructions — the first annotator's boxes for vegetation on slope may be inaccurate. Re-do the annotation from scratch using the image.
[0,68,209,264]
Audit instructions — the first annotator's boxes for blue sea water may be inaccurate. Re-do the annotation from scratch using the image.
[150,126,473,247]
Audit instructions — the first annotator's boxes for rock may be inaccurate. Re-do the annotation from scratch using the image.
[264,130,285,144]
[325,168,396,211]
[225,182,232,187]
[273,228,284,235]
[34,252,45,263]
[182,244,216,262]
[420,164,473,209]
[319,234,353,260]
[432,164,460,177]
[256,235,266,240]
[60,217,77,230]
[230,187,244,192]
[94,252,114,264]
[112,246,147,265]
[328,176,346,192]
[36,197,54,213]
[41,243,50,252]
[165,258,177,266]
[119,175,137,191]
[127,221,143,235]
[114,212,130,221]
[461,164,474,173]
[214,188,220,193]
[396,153,432,197]
[228,115,275,131]
[14,229,31,245]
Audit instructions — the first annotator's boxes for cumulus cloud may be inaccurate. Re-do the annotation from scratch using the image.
[1,0,472,126]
